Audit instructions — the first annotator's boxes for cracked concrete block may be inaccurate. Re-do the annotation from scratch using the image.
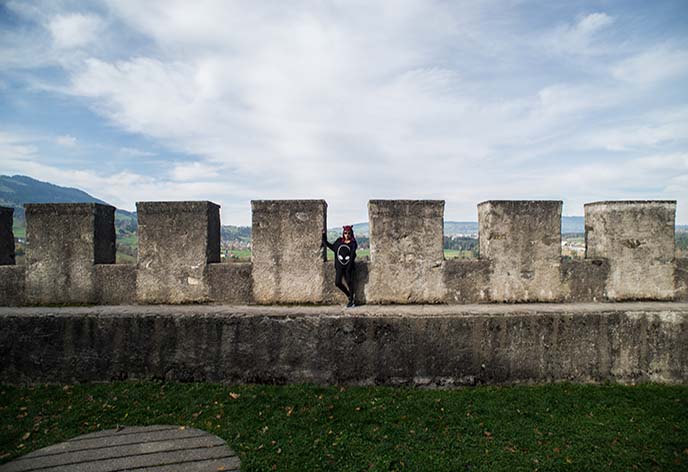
[136,201,220,303]
[478,200,563,302]
[251,200,327,303]
[585,200,676,300]
[366,200,446,303]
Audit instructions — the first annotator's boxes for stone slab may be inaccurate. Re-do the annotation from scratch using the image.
[560,258,609,303]
[367,200,446,303]
[585,200,676,300]
[136,201,220,304]
[207,262,253,303]
[95,264,136,305]
[0,425,239,472]
[24,204,115,305]
[478,200,562,302]
[251,200,327,303]
[443,259,491,303]
[0,303,685,386]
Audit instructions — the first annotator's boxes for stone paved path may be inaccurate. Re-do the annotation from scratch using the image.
[0,425,240,472]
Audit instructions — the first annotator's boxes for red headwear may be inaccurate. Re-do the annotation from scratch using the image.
[342,225,355,241]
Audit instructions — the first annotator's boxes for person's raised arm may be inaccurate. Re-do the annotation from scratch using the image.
[322,229,335,251]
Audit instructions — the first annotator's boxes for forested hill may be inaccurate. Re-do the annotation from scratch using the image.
[0,175,134,220]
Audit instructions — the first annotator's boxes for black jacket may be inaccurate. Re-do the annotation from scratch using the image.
[322,234,357,268]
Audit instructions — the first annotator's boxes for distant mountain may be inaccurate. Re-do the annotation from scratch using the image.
[0,175,134,220]
[330,217,586,236]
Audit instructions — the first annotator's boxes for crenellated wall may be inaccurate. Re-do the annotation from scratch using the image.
[0,199,686,306]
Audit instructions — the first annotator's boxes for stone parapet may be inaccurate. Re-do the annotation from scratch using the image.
[95,264,136,305]
[478,200,563,302]
[208,262,253,304]
[251,200,327,303]
[1,303,685,385]
[367,200,446,303]
[0,206,15,265]
[25,203,115,305]
[585,201,676,300]
[136,201,220,303]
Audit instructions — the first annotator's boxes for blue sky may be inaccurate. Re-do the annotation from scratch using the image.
[1,0,687,225]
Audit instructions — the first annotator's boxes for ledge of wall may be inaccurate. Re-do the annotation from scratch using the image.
[1,303,686,386]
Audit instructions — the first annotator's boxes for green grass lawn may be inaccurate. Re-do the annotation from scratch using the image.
[1,382,686,471]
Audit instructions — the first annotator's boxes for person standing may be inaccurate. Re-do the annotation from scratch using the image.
[322,225,358,307]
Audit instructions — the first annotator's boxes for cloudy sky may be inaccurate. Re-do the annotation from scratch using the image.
[1,0,687,225]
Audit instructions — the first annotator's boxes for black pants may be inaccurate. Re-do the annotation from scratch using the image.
[335,263,355,300]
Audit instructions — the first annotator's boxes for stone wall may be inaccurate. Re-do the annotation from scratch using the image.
[367,200,446,303]
[478,201,562,302]
[1,304,685,386]
[24,203,115,305]
[585,201,676,300]
[136,201,220,303]
[0,199,686,306]
[251,200,327,303]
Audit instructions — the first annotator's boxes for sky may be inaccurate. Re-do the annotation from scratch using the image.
[1,0,687,226]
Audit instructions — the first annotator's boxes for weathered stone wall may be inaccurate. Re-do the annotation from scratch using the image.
[251,200,327,304]
[0,266,25,306]
[560,259,609,302]
[1,199,686,306]
[25,203,115,305]
[95,265,136,305]
[0,206,15,265]
[208,262,253,304]
[1,304,685,385]
[443,259,491,303]
[136,201,220,304]
[585,201,676,300]
[478,201,563,302]
[367,200,446,303]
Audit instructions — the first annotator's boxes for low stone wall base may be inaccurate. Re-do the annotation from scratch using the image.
[1,303,686,386]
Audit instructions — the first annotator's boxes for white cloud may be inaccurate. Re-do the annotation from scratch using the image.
[1,1,687,224]
[118,147,156,157]
[169,162,221,182]
[543,12,615,56]
[48,13,105,49]
[611,47,688,84]
[56,135,78,147]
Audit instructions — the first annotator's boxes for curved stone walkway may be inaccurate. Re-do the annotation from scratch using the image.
[0,425,240,472]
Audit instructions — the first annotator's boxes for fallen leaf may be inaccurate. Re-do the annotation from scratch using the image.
[229,392,240,400]
[21,432,30,440]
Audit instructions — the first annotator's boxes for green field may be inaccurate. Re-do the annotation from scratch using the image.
[1,382,686,471]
